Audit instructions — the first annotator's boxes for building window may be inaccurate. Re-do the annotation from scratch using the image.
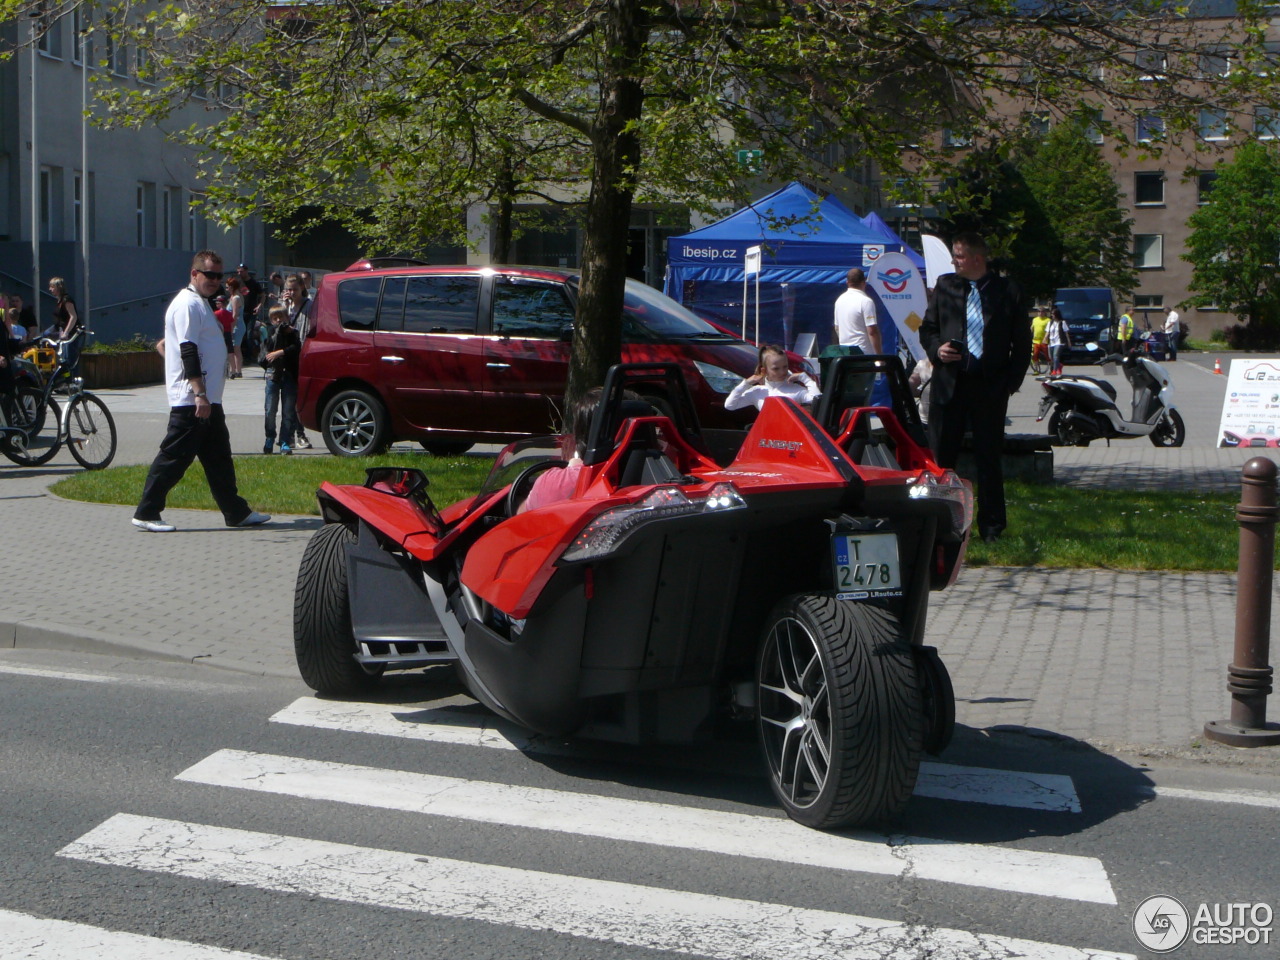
[1136,113,1165,143]
[188,194,207,250]
[1198,171,1218,204]
[136,181,156,247]
[135,25,154,83]
[36,13,63,59]
[40,169,53,241]
[1027,111,1050,137]
[1134,234,1163,269]
[1200,46,1231,77]
[73,173,82,242]
[942,128,972,149]
[106,19,127,77]
[163,186,182,249]
[1256,107,1280,139]
[1135,50,1166,79]
[1084,108,1104,144]
[1134,294,1163,308]
[1199,109,1229,141]
[1134,172,1164,205]
[71,8,92,66]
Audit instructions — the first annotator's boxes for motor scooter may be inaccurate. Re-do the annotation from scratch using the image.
[1036,343,1184,446]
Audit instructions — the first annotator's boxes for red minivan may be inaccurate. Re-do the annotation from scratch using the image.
[297,263,763,456]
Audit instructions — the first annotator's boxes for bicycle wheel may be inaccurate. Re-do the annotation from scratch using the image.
[65,393,117,470]
[3,396,61,466]
[1029,347,1044,375]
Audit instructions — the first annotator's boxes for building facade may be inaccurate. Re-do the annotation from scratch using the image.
[0,15,263,343]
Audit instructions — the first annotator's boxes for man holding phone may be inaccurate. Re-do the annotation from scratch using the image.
[919,232,1029,543]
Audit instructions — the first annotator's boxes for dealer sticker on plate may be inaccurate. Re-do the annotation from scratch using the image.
[833,533,902,600]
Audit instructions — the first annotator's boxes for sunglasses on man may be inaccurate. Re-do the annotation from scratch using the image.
[195,269,225,281]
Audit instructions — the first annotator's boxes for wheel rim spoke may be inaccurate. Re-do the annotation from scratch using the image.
[759,614,830,809]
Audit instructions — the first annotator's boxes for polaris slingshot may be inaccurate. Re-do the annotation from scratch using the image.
[294,358,972,829]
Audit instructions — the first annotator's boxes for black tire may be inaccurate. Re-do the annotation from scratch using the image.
[1048,407,1089,447]
[3,396,61,466]
[1030,350,1044,376]
[419,439,474,456]
[757,596,923,828]
[65,394,117,470]
[914,645,955,756]
[13,384,47,437]
[1149,408,1186,447]
[294,522,384,695]
[321,389,390,457]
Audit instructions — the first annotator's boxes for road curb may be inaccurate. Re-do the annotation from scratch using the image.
[1,617,297,679]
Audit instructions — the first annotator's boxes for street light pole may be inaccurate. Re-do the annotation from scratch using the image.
[30,16,40,325]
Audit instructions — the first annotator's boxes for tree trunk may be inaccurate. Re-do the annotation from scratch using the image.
[492,153,515,264]
[566,0,646,411]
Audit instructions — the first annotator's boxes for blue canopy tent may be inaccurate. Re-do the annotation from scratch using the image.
[664,183,902,354]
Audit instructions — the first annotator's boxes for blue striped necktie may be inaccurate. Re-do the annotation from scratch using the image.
[966,282,984,359]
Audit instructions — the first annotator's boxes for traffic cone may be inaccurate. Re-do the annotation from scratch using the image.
[1214,358,1223,375]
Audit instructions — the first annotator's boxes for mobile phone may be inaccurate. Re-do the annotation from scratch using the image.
[946,339,965,352]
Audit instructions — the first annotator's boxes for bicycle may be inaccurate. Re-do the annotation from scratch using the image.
[0,336,117,470]
[1029,342,1048,376]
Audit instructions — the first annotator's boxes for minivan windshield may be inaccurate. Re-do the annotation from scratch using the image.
[568,278,735,341]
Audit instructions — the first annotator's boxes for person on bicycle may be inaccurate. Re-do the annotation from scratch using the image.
[1030,307,1050,372]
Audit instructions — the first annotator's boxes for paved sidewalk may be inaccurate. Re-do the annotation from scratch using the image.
[2,373,1277,764]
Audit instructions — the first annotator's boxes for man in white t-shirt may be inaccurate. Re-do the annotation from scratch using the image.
[132,250,271,533]
[1163,306,1180,361]
[833,267,880,354]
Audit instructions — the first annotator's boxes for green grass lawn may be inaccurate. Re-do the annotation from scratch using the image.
[51,452,493,519]
[53,458,1250,571]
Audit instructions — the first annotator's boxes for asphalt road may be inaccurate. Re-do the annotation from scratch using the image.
[3,647,1279,960]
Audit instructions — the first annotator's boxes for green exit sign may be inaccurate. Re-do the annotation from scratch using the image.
[737,149,763,170]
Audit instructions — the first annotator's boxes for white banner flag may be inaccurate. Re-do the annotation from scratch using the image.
[866,252,927,362]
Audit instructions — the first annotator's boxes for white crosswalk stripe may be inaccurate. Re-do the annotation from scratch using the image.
[60,814,1135,960]
[270,696,1084,813]
[0,907,281,959]
[177,749,1115,904]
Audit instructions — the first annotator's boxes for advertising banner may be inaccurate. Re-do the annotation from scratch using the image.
[1218,358,1280,448]
[865,252,927,362]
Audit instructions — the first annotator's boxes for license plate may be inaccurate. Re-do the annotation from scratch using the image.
[833,533,902,599]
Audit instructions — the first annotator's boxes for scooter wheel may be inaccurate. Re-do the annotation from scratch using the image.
[1048,409,1089,447]
[1149,408,1186,447]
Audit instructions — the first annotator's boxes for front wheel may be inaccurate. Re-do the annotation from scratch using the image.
[757,596,922,828]
[3,395,61,466]
[1149,408,1186,447]
[65,394,117,470]
[294,522,384,694]
[321,389,390,457]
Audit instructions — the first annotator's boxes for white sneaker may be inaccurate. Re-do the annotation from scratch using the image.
[231,511,272,527]
[132,518,176,533]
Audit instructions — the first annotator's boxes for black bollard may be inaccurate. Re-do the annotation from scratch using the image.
[1205,457,1280,746]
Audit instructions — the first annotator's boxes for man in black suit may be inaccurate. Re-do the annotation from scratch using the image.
[919,232,1030,543]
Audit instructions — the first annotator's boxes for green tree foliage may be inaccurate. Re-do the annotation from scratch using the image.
[929,125,1135,302]
[1184,140,1280,330]
[9,0,1280,401]
[1018,123,1137,302]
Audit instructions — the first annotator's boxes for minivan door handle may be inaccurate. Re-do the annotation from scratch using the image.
[380,355,406,364]
[486,362,512,370]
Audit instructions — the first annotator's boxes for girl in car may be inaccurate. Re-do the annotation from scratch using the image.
[725,343,820,411]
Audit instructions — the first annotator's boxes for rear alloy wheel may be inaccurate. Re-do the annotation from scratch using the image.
[293,522,384,694]
[321,389,389,457]
[1148,408,1185,447]
[757,596,922,828]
